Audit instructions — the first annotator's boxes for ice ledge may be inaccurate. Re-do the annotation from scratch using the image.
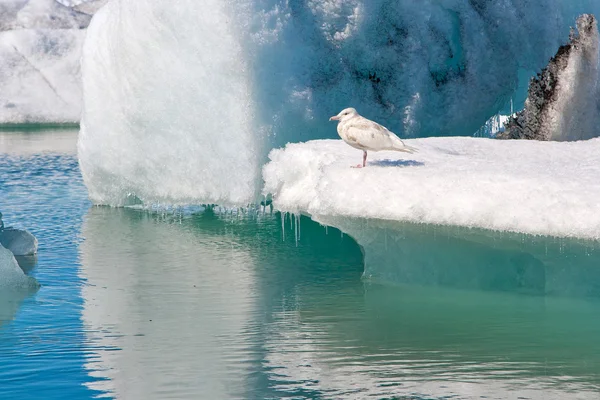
[263,137,600,240]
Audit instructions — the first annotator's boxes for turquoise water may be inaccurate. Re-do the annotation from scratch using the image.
[1,130,600,399]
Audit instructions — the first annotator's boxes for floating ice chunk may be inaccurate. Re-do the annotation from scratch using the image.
[0,244,37,288]
[263,137,600,240]
[0,228,38,256]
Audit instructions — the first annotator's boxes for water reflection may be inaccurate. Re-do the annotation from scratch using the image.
[0,288,37,329]
[80,207,361,398]
[80,208,600,399]
[0,129,77,155]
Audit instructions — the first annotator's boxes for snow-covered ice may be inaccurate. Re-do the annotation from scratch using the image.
[263,137,600,240]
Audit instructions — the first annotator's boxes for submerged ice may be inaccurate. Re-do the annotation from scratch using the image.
[318,217,600,298]
[79,0,600,206]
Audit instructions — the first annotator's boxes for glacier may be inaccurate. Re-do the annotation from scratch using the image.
[79,0,600,207]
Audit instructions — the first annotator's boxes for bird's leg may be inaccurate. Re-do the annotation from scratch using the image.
[351,151,368,168]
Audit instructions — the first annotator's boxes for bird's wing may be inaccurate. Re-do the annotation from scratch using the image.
[345,117,401,150]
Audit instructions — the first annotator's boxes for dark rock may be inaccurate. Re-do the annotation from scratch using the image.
[498,14,599,140]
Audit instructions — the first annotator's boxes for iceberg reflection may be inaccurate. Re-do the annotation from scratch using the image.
[80,210,600,399]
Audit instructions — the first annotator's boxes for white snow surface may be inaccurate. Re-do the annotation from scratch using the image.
[263,137,600,240]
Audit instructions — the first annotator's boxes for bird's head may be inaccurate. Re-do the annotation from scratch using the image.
[329,107,358,122]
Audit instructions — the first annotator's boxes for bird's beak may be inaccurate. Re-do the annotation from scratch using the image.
[329,115,340,121]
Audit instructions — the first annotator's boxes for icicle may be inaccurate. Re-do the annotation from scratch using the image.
[281,212,286,241]
[294,213,299,247]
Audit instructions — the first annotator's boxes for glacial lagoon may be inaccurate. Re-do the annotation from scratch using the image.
[1,130,600,399]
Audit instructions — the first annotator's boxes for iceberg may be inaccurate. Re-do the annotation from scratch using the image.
[0,244,38,288]
[79,0,600,206]
[263,137,600,240]
[0,243,38,326]
[0,227,38,256]
[264,137,600,296]
[79,0,260,206]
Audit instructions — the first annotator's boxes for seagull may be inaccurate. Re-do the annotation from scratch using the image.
[329,107,417,168]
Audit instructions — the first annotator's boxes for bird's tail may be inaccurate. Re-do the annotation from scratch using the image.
[397,144,418,153]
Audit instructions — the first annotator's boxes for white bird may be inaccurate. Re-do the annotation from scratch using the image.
[329,107,417,168]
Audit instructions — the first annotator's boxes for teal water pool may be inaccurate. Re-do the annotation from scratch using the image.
[1,130,599,399]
